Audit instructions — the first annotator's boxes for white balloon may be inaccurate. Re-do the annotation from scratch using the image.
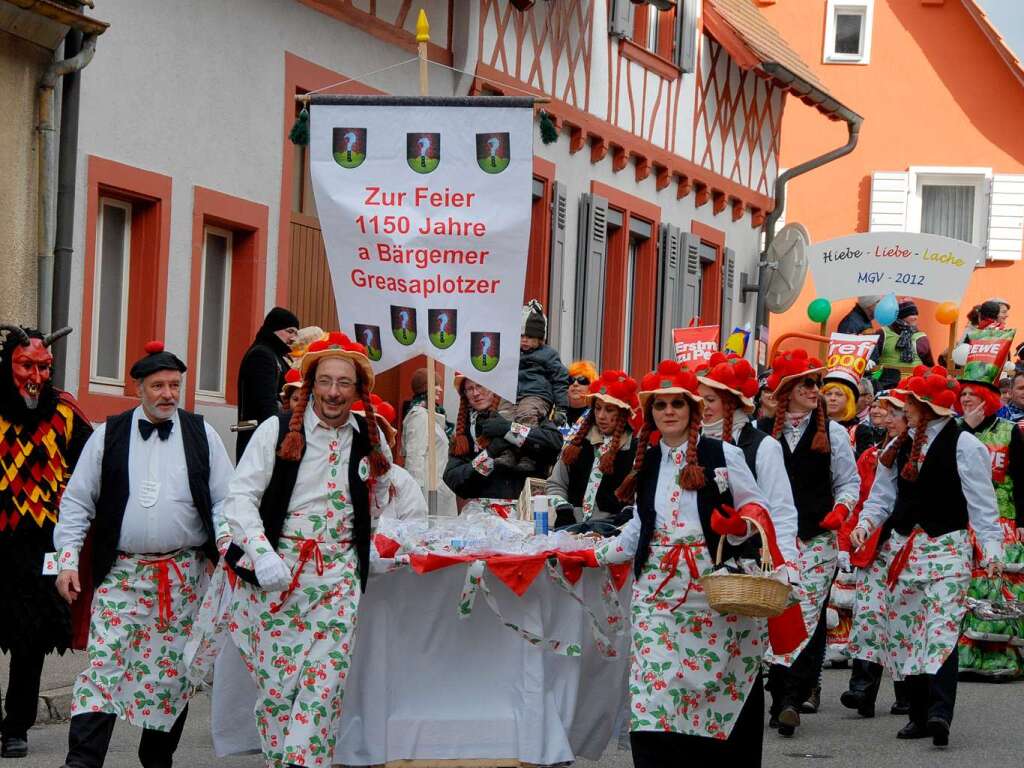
[952,343,970,367]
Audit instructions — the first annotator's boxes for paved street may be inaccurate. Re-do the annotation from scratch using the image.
[4,656,1020,768]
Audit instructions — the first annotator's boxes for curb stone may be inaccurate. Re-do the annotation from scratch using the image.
[37,686,74,724]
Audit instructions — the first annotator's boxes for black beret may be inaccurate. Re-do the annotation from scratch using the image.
[129,340,187,380]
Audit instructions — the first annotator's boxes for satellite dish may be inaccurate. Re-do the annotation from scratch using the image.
[762,223,810,314]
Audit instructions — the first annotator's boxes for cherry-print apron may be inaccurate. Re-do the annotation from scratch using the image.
[847,535,898,666]
[610,451,765,740]
[580,438,610,521]
[766,531,837,665]
[881,528,971,680]
[228,436,361,768]
[72,548,206,729]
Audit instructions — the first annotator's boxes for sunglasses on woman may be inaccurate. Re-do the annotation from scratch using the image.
[652,398,688,411]
[798,377,821,389]
[570,376,591,386]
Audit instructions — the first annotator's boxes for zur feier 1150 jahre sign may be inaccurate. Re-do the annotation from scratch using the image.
[805,232,981,305]
[309,95,535,401]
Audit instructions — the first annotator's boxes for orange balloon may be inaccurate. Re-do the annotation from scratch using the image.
[935,301,959,325]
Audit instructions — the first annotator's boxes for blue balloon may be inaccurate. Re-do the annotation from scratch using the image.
[875,292,899,326]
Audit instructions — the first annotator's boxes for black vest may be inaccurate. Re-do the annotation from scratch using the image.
[634,437,751,579]
[758,412,834,541]
[891,420,968,537]
[565,434,637,520]
[734,422,769,480]
[225,412,373,592]
[92,409,217,586]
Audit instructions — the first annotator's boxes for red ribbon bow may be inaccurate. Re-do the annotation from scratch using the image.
[651,541,702,611]
[139,556,185,631]
[886,529,919,591]
[270,538,325,614]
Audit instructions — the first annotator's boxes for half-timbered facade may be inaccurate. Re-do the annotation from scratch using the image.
[61,0,848,443]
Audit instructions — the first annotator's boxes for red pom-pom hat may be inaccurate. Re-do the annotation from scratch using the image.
[300,331,374,389]
[638,360,703,411]
[280,367,302,397]
[877,387,907,410]
[587,369,639,415]
[351,393,397,442]
[896,365,960,417]
[765,348,826,395]
[695,352,758,412]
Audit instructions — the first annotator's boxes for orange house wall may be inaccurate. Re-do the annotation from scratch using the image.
[757,0,1024,355]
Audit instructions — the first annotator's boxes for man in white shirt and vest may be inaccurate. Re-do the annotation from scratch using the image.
[53,341,232,768]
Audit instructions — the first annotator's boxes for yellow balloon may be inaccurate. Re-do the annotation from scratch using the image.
[935,301,959,325]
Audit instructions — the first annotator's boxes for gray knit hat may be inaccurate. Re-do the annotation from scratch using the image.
[522,300,547,340]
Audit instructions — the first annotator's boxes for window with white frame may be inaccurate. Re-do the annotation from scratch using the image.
[196,227,233,399]
[909,169,989,248]
[823,0,874,64]
[91,198,131,385]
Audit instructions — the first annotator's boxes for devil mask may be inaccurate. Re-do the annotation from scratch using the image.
[0,325,72,421]
[11,339,53,409]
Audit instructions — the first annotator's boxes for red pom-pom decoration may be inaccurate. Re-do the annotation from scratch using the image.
[143,340,165,354]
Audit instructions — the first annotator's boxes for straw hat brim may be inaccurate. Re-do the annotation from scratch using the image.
[300,347,375,390]
[588,391,636,414]
[878,393,905,410]
[772,366,827,395]
[900,389,957,418]
[353,410,396,444]
[696,376,756,412]
[638,387,704,412]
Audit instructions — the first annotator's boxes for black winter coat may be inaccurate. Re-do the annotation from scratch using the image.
[518,344,570,408]
[236,330,292,460]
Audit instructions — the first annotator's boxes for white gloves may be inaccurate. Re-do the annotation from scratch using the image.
[838,550,852,572]
[254,551,292,591]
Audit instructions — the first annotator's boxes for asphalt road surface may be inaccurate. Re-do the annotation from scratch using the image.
[5,665,1020,767]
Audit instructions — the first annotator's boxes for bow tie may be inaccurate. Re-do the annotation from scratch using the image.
[138,419,173,441]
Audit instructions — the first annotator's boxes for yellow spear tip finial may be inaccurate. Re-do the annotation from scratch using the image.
[416,9,430,43]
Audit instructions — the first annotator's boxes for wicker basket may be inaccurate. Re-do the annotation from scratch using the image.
[699,518,791,618]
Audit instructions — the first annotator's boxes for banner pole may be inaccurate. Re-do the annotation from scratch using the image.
[946,322,958,373]
[818,321,827,358]
[417,10,440,517]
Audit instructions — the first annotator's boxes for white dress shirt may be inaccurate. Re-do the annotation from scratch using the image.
[227,404,392,561]
[858,417,1004,562]
[55,407,232,565]
[600,438,771,564]
[780,411,860,508]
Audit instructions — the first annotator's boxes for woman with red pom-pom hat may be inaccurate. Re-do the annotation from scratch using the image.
[593,360,798,765]
[755,348,860,737]
[850,365,1004,747]
[546,369,640,528]
[696,352,799,561]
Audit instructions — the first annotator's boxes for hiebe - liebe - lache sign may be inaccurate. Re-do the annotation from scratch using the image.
[309,95,535,401]
[806,232,981,304]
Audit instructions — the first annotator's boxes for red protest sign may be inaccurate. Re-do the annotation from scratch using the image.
[673,326,719,365]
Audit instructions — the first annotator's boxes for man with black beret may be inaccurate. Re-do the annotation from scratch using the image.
[236,306,300,460]
[53,341,232,768]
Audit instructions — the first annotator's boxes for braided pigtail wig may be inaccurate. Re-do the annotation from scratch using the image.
[719,392,738,445]
[901,406,934,482]
[878,430,909,469]
[615,407,652,503]
[770,386,791,440]
[811,398,831,454]
[560,408,595,467]
[598,408,628,474]
[450,384,473,457]
[678,402,706,491]
[356,376,390,479]
[278,373,312,462]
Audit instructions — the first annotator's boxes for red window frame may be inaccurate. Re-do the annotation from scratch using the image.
[692,220,725,326]
[632,4,678,60]
[78,156,172,420]
[524,156,556,307]
[186,186,269,411]
[591,182,661,379]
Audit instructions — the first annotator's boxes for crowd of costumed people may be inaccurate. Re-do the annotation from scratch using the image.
[0,295,1019,768]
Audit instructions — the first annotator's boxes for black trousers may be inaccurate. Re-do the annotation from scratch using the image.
[65,705,189,768]
[768,602,828,714]
[907,651,958,726]
[630,673,765,767]
[847,658,910,706]
[1,646,46,740]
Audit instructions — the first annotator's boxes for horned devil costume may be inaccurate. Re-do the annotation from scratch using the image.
[0,325,91,758]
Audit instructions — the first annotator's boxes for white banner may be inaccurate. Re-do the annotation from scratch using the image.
[309,96,534,401]
[806,232,980,304]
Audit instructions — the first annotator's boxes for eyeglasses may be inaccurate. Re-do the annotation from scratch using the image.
[315,377,356,391]
[652,398,688,411]
[570,376,591,386]
[798,377,821,389]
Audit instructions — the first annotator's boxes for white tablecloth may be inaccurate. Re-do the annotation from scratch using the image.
[212,564,630,765]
